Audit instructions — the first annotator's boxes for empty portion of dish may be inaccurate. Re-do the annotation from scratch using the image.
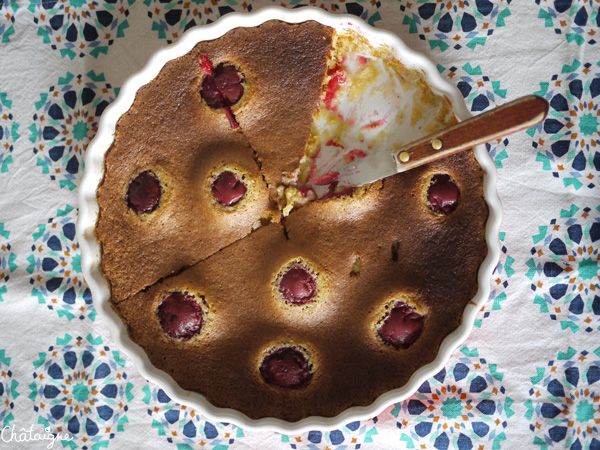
[280,30,456,212]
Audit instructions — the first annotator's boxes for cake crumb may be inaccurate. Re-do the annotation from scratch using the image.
[351,256,362,275]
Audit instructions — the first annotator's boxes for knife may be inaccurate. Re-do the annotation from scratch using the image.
[313,95,548,194]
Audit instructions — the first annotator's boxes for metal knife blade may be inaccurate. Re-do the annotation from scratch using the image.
[315,95,548,193]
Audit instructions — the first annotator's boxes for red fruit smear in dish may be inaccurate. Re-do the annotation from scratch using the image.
[323,65,346,112]
[279,266,317,305]
[299,185,315,198]
[157,291,204,340]
[211,171,247,206]
[427,174,460,214]
[358,55,370,65]
[260,347,313,389]
[199,54,243,129]
[325,140,344,148]
[309,171,339,186]
[378,301,424,349]
[344,149,368,162]
[126,170,162,214]
[363,118,386,129]
[319,181,356,200]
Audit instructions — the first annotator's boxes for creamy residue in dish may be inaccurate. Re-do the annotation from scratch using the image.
[279,29,456,215]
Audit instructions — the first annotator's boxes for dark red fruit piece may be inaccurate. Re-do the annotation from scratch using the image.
[198,54,243,129]
[157,291,204,340]
[211,171,247,206]
[126,170,162,214]
[201,64,244,109]
[279,266,317,305]
[427,174,459,214]
[260,347,313,389]
[378,301,424,349]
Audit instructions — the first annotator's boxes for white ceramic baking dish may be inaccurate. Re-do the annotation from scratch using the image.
[77,6,501,434]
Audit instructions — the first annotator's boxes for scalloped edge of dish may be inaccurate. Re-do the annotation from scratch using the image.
[77,6,502,434]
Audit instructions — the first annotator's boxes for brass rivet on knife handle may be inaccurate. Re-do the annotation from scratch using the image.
[398,151,410,163]
[431,139,443,150]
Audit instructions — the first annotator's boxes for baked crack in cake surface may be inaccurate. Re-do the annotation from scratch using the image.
[96,19,489,422]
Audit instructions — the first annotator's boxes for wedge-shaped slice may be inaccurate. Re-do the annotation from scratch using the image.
[97,48,277,303]
[284,150,489,312]
[196,20,334,197]
[97,20,334,303]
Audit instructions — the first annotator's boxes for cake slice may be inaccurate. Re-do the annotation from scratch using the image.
[194,20,334,198]
[114,220,418,421]
[96,21,334,303]
[96,47,278,303]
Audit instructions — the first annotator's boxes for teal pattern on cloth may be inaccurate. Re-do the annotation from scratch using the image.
[0,1,598,448]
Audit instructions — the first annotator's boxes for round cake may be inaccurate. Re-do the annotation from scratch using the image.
[95,18,489,423]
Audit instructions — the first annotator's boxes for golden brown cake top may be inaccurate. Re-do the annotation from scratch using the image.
[96,20,333,301]
[115,148,487,421]
[97,19,489,423]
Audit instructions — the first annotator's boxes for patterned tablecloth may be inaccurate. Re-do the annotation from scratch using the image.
[1,0,599,449]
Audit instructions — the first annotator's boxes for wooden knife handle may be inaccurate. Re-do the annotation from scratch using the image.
[393,95,549,171]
